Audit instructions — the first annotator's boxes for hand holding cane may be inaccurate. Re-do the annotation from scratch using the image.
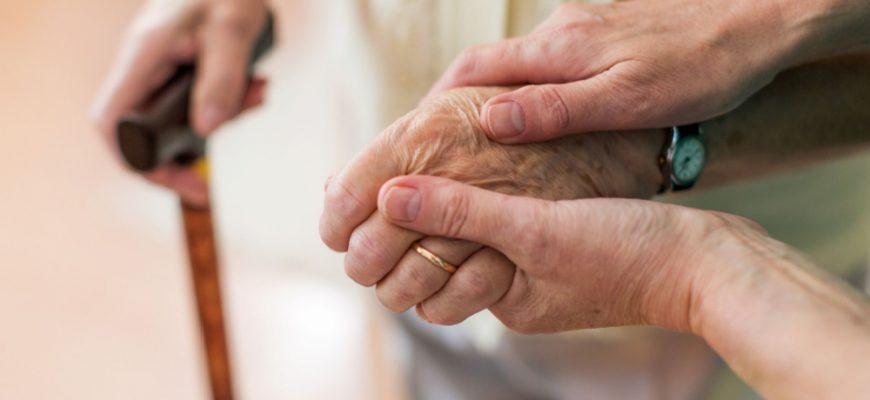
[114,13,276,400]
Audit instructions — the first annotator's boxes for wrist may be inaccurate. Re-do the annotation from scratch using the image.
[773,0,870,65]
[683,214,870,398]
[633,207,741,333]
[597,129,667,199]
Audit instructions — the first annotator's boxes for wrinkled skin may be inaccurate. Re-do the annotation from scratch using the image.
[377,175,751,333]
[427,0,870,144]
[320,87,664,323]
[390,89,661,200]
[377,175,870,399]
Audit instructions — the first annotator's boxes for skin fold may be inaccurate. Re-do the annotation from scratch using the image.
[323,55,870,323]
[379,88,663,201]
[321,87,663,320]
[91,1,870,396]
[95,0,870,205]
[427,0,870,144]
[374,175,870,399]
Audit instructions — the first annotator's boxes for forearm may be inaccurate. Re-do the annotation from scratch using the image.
[698,54,870,189]
[692,224,870,398]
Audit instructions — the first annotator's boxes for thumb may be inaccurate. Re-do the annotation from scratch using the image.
[377,176,553,254]
[192,5,265,135]
[480,74,638,143]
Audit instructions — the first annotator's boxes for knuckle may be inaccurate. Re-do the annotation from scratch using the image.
[551,20,590,39]
[494,309,540,335]
[375,259,439,312]
[319,218,344,252]
[453,46,482,80]
[532,85,571,133]
[376,284,416,313]
[455,269,494,301]
[209,8,258,40]
[401,261,434,298]
[544,15,599,43]
[321,181,368,251]
[551,3,603,27]
[324,179,367,222]
[512,206,553,259]
[385,110,435,149]
[345,230,384,286]
[439,191,471,238]
[343,259,371,287]
[408,107,441,130]
[607,72,662,122]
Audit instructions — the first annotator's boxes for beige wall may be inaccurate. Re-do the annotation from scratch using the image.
[0,1,399,399]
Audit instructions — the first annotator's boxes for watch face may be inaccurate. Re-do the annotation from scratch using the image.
[672,137,706,185]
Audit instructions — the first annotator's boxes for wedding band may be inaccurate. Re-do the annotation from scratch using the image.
[411,242,458,274]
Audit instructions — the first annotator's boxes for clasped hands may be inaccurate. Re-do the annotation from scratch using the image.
[320,87,752,334]
[318,0,859,333]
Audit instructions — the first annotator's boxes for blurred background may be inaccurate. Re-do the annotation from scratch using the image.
[4,0,870,399]
[0,0,404,398]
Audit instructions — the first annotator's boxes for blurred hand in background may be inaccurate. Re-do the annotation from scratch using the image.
[91,0,270,205]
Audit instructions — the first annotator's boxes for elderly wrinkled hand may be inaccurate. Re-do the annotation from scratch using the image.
[320,87,663,323]
[376,175,870,399]
[375,175,738,333]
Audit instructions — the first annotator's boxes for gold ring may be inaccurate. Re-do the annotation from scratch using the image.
[411,242,458,274]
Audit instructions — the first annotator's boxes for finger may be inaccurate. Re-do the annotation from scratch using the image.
[480,64,646,143]
[93,32,201,163]
[192,4,265,134]
[422,24,601,104]
[345,213,423,287]
[91,30,178,139]
[417,247,514,325]
[320,134,403,252]
[423,38,535,102]
[377,175,554,253]
[323,174,334,193]
[375,238,482,313]
[146,164,209,206]
[239,77,267,112]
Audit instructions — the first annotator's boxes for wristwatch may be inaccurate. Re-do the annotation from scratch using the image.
[658,123,706,193]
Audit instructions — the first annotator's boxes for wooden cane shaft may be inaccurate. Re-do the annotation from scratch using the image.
[181,200,234,400]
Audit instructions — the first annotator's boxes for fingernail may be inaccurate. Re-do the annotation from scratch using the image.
[198,104,225,134]
[384,186,421,222]
[485,101,525,139]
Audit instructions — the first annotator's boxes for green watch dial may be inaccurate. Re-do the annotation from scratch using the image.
[672,136,706,185]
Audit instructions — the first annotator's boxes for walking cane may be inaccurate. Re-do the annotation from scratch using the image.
[114,13,275,400]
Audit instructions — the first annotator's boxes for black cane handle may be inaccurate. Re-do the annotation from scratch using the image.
[117,11,276,173]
